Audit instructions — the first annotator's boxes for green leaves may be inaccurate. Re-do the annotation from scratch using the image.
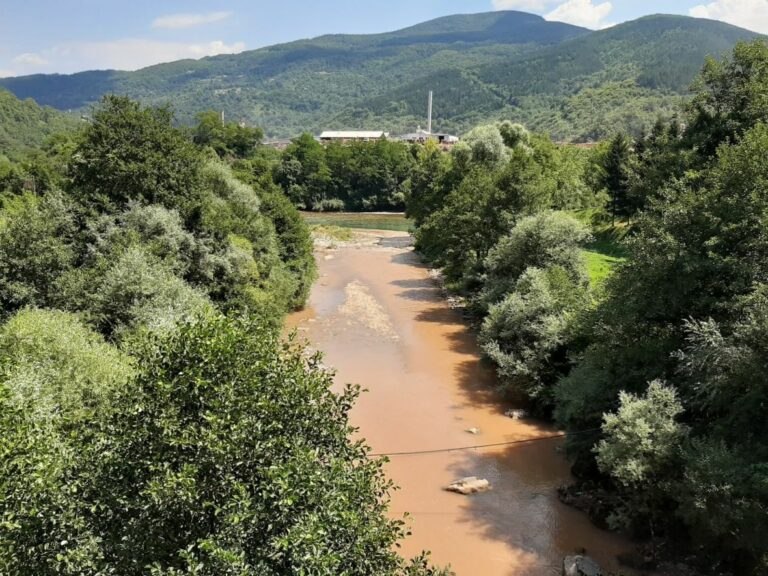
[1,315,444,575]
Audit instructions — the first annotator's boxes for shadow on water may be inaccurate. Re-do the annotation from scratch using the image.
[390,278,433,289]
[378,235,414,249]
[390,250,425,266]
[397,288,444,302]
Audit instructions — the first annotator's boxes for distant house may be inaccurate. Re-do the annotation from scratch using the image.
[319,131,389,143]
[397,129,459,148]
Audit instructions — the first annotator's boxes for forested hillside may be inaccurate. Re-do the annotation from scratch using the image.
[0,11,761,140]
[0,89,78,159]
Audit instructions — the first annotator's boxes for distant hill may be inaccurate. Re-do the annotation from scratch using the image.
[0,11,762,140]
[0,89,79,159]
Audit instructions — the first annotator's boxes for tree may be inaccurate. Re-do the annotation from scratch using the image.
[462,124,509,169]
[497,121,530,150]
[687,40,768,157]
[595,381,687,531]
[193,110,263,159]
[406,140,451,227]
[480,266,586,407]
[479,210,591,308]
[598,132,636,222]
[275,133,331,210]
[71,96,203,215]
[0,309,133,425]
[0,192,76,316]
[0,315,449,576]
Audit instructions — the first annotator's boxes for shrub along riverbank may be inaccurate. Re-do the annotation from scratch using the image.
[0,96,449,575]
[407,40,768,575]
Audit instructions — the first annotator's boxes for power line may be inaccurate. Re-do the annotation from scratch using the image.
[366,428,601,458]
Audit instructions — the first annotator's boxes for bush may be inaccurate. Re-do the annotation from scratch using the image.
[480,266,584,406]
[0,308,133,425]
[0,192,76,316]
[0,314,448,575]
[90,245,211,337]
[312,197,345,212]
[257,190,316,308]
[479,211,591,309]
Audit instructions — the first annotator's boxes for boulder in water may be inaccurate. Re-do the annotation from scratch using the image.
[445,477,491,495]
[563,555,602,576]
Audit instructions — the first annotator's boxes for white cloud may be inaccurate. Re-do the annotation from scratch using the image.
[152,11,232,30]
[13,52,49,67]
[0,70,17,78]
[491,0,551,9]
[63,39,246,70]
[689,0,768,34]
[545,0,613,29]
[10,39,246,74]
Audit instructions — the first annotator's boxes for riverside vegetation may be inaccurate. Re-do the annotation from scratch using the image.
[0,96,449,575]
[1,33,768,575]
[407,40,768,575]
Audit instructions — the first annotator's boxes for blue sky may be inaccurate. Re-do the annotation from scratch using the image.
[0,0,765,76]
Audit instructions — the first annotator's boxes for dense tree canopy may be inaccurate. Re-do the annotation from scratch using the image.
[0,95,451,575]
[408,40,768,574]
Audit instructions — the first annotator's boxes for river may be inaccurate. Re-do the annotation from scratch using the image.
[288,229,637,575]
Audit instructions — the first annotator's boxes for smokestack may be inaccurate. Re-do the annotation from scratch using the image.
[427,91,433,134]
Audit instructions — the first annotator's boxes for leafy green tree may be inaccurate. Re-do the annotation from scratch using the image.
[0,308,133,425]
[462,124,509,169]
[88,245,212,338]
[406,140,452,227]
[596,381,686,489]
[257,188,317,307]
[193,110,264,159]
[497,121,530,150]
[687,40,768,157]
[676,439,768,571]
[479,211,591,307]
[0,315,449,576]
[480,266,586,407]
[415,168,502,287]
[275,133,331,210]
[0,192,76,316]
[71,96,203,215]
[595,381,687,531]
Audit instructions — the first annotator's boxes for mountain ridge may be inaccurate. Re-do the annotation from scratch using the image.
[0,11,763,140]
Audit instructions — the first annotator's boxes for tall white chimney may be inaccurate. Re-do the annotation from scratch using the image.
[427,91,433,134]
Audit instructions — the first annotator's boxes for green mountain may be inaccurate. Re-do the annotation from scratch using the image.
[0,89,79,159]
[0,11,762,140]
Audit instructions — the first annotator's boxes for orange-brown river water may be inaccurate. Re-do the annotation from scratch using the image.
[288,230,637,575]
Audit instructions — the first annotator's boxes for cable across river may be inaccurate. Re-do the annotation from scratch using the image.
[366,428,602,457]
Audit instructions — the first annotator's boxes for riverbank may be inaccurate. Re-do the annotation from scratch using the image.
[288,229,639,575]
[300,211,411,232]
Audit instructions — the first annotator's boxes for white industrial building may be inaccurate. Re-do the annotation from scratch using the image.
[319,131,389,143]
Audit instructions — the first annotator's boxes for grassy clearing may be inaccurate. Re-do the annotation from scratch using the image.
[301,212,411,232]
[578,213,631,286]
[582,249,626,285]
[310,224,354,242]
